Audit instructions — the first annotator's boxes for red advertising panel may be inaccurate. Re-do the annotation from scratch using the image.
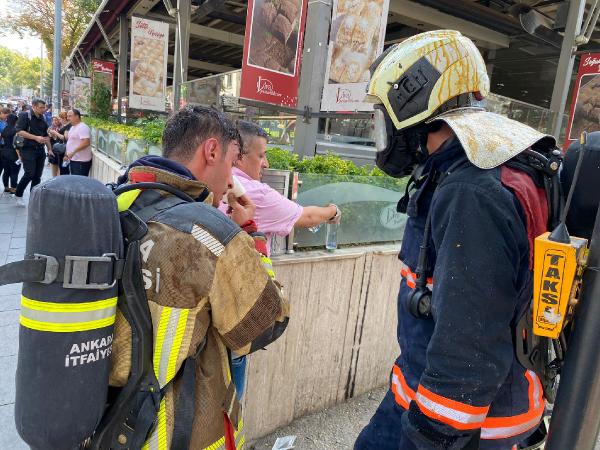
[564,53,600,149]
[240,0,308,107]
[91,59,115,98]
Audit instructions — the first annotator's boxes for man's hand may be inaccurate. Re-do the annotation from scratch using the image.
[35,136,46,145]
[228,193,256,226]
[327,204,342,225]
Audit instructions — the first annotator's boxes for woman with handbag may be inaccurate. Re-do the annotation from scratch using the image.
[47,112,71,176]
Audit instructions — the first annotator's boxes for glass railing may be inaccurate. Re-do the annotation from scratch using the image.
[294,173,408,248]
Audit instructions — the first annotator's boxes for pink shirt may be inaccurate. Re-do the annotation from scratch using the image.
[66,122,92,162]
[219,167,303,256]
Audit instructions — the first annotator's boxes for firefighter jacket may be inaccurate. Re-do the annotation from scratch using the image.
[360,138,548,450]
[109,158,290,449]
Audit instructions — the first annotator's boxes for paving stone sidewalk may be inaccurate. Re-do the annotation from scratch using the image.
[0,173,37,449]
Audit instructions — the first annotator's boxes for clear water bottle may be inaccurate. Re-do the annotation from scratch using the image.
[326,223,338,251]
[62,159,70,169]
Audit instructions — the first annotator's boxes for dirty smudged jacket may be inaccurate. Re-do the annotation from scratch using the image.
[109,159,290,449]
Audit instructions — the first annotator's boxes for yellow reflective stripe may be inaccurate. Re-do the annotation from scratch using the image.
[20,315,115,333]
[203,419,244,450]
[153,307,172,380]
[21,296,117,313]
[20,296,117,333]
[143,398,167,450]
[166,309,188,383]
[261,256,275,279]
[157,397,167,450]
[117,189,141,212]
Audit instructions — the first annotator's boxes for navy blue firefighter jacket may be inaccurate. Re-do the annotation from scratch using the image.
[387,139,546,449]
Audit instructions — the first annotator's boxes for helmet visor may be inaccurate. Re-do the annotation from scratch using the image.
[373,108,389,153]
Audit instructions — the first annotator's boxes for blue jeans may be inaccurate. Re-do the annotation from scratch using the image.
[230,355,247,401]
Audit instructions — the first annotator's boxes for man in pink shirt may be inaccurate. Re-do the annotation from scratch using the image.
[220,121,341,256]
[64,109,93,176]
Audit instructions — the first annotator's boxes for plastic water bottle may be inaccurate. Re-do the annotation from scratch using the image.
[326,223,338,251]
[62,159,70,169]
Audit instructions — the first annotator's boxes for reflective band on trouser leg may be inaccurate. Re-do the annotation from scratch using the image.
[480,370,545,440]
[143,306,190,450]
[203,419,245,450]
[19,296,117,332]
[391,364,415,410]
[399,260,433,290]
[261,256,275,280]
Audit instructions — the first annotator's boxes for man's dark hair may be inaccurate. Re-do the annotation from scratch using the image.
[162,106,240,162]
[31,98,45,107]
[236,120,268,155]
[71,109,81,118]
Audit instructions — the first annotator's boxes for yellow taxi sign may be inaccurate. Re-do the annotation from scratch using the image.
[533,232,587,338]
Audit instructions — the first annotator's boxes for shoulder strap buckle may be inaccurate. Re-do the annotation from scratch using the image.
[33,254,59,284]
[63,253,119,290]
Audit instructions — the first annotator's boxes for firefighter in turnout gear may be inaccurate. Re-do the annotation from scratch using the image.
[108,106,289,450]
[354,30,557,450]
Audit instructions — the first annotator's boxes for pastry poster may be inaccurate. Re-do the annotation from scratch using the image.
[564,53,600,149]
[321,0,390,112]
[129,17,169,112]
[240,0,308,107]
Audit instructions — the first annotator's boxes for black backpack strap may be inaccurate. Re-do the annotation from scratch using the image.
[171,357,199,450]
[0,253,123,289]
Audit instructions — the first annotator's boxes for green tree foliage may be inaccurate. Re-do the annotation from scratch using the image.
[2,0,99,61]
[90,79,112,119]
[0,46,44,96]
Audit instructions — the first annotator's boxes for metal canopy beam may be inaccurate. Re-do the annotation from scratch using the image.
[173,0,191,110]
[548,0,586,138]
[388,0,511,48]
[145,12,244,46]
[95,17,119,60]
[167,55,234,73]
[190,0,224,21]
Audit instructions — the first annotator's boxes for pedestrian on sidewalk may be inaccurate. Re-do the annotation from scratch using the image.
[0,112,20,194]
[14,99,52,206]
[47,111,72,176]
[63,109,92,176]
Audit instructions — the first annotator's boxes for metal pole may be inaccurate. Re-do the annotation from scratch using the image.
[52,0,62,111]
[548,0,585,138]
[172,0,190,111]
[117,15,129,122]
[546,207,600,450]
[293,0,333,158]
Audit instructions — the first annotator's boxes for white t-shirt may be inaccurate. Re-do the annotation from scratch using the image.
[66,122,92,162]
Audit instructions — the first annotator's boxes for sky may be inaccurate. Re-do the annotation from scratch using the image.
[0,0,44,59]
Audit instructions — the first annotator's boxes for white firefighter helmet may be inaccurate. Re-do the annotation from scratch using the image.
[367,30,555,170]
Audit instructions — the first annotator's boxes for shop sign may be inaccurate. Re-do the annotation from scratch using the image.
[564,53,600,149]
[91,59,115,97]
[129,17,169,112]
[240,0,309,107]
[320,0,390,112]
[70,77,91,115]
